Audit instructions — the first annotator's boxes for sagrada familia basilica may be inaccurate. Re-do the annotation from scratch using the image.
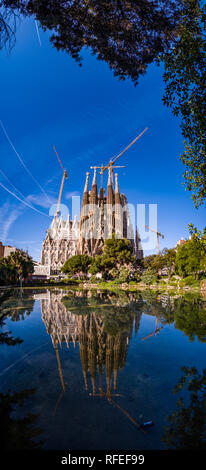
[40,168,143,274]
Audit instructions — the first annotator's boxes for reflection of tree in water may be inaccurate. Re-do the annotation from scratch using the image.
[0,289,35,346]
[0,290,23,346]
[0,290,43,450]
[0,389,43,450]
[41,289,143,395]
[0,318,23,346]
[142,291,206,343]
[172,297,206,343]
[0,288,35,321]
[163,367,206,449]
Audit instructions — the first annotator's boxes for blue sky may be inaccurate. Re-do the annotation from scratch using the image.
[0,17,205,261]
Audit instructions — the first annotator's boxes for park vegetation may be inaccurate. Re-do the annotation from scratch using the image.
[0,249,34,286]
[61,226,206,290]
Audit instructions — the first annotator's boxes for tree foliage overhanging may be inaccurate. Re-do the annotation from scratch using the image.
[1,0,182,83]
[0,0,205,205]
[162,0,206,208]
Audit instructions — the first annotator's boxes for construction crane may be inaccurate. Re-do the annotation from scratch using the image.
[52,340,66,416]
[53,146,68,216]
[89,387,147,434]
[142,317,163,341]
[99,127,148,176]
[145,225,164,255]
[90,164,125,187]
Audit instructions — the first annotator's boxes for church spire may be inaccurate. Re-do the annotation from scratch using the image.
[99,168,104,201]
[84,171,89,193]
[90,168,98,205]
[114,173,121,205]
[81,172,90,209]
[106,168,114,205]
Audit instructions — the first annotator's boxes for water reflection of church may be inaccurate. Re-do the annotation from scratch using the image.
[38,290,141,396]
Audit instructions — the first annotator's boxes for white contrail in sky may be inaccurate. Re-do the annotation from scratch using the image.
[35,20,42,47]
[0,181,50,218]
[0,119,51,204]
[0,168,51,214]
[0,168,28,201]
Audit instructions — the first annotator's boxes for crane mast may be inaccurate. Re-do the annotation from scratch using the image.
[145,225,164,255]
[53,146,68,217]
[99,127,148,175]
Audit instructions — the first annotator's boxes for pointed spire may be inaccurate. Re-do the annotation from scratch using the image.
[83,371,88,390]
[99,186,104,201]
[99,167,104,201]
[90,168,98,205]
[107,168,114,205]
[113,369,118,390]
[115,173,120,194]
[92,167,97,186]
[84,172,90,193]
[114,173,121,206]
[81,172,90,210]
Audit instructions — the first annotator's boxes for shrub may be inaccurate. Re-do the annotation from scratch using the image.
[141,273,157,285]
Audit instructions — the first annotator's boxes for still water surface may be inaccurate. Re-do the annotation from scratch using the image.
[0,288,206,450]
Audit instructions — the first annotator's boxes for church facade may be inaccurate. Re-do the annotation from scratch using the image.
[41,169,143,273]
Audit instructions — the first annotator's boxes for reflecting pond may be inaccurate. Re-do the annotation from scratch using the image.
[0,288,206,450]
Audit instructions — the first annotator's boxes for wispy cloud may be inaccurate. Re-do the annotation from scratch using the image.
[0,119,51,204]
[0,182,49,218]
[65,191,80,200]
[35,20,42,47]
[0,202,24,243]
[26,192,56,209]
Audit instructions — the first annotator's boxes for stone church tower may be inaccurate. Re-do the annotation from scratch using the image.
[41,169,143,273]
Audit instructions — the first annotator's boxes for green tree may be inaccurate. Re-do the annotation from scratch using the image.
[141,255,157,271]
[1,0,181,84]
[103,234,135,266]
[118,266,131,283]
[141,269,157,285]
[175,228,206,279]
[0,389,43,450]
[88,255,106,275]
[0,257,16,285]
[173,297,206,343]
[1,1,205,206]
[88,235,135,279]
[162,0,206,207]
[0,249,34,286]
[163,367,206,449]
[9,249,34,281]
[150,253,167,274]
[161,248,176,278]
[62,254,92,277]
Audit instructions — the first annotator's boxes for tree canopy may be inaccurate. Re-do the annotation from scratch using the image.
[175,228,206,279]
[162,0,206,207]
[61,253,92,276]
[1,0,181,84]
[62,235,135,279]
[1,1,205,206]
[163,366,206,449]
[0,249,34,285]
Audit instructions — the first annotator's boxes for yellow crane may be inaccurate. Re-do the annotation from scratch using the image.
[142,317,163,341]
[90,164,125,187]
[145,225,164,255]
[52,340,66,416]
[99,127,148,176]
[89,387,147,434]
[53,146,68,216]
